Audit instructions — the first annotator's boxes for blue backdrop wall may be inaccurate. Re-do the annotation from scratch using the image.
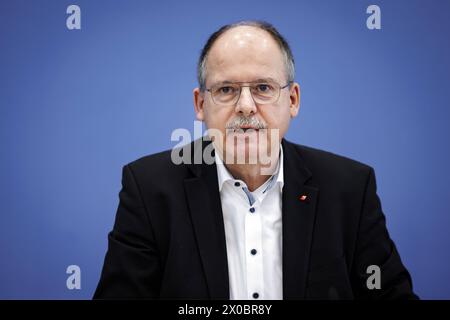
[1,0,449,299]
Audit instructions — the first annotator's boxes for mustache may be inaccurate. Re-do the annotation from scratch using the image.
[225,116,268,130]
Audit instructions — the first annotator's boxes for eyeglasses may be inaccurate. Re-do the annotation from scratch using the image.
[206,80,292,106]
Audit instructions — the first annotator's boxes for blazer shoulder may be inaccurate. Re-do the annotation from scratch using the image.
[300,144,371,170]
[128,148,173,169]
[123,146,192,184]
[285,140,374,185]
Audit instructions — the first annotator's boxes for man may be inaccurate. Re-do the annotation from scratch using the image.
[94,21,418,299]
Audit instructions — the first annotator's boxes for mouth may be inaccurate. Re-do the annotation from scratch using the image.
[242,127,258,133]
[228,126,265,133]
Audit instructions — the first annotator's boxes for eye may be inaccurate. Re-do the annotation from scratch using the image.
[219,86,235,94]
[256,84,271,92]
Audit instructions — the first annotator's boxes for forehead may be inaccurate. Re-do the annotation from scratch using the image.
[206,26,286,85]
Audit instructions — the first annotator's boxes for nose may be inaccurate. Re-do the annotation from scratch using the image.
[235,86,257,117]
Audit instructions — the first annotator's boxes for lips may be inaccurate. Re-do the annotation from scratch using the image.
[229,127,259,133]
[242,127,259,132]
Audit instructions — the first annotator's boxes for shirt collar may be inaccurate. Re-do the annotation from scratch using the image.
[214,144,284,193]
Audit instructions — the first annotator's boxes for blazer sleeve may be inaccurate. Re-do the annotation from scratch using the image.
[93,164,162,299]
[350,167,419,299]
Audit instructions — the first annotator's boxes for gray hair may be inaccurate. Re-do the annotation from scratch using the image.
[197,20,295,91]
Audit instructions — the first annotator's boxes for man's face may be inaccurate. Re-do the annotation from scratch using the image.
[194,26,300,166]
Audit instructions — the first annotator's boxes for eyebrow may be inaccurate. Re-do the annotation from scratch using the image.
[211,77,278,87]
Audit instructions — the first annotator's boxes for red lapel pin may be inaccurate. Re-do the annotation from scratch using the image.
[299,194,308,202]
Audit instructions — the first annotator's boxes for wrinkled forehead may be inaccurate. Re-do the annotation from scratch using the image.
[205,26,286,86]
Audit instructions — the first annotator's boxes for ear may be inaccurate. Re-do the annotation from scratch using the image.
[193,87,205,121]
[289,82,300,118]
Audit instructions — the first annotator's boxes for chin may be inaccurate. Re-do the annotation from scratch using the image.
[224,132,270,165]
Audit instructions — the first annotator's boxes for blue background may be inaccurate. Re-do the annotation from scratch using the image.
[1,0,449,299]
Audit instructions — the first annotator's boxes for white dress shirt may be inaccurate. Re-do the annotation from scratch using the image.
[214,146,284,300]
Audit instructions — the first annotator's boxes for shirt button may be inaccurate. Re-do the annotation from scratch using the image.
[251,249,257,255]
[249,207,255,213]
[234,182,240,187]
[253,292,259,299]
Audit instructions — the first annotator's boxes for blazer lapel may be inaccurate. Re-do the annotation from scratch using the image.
[282,139,319,299]
[183,139,229,299]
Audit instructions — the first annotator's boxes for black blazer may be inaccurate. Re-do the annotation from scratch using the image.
[94,139,418,299]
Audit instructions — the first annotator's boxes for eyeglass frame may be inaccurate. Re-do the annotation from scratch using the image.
[205,79,293,106]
